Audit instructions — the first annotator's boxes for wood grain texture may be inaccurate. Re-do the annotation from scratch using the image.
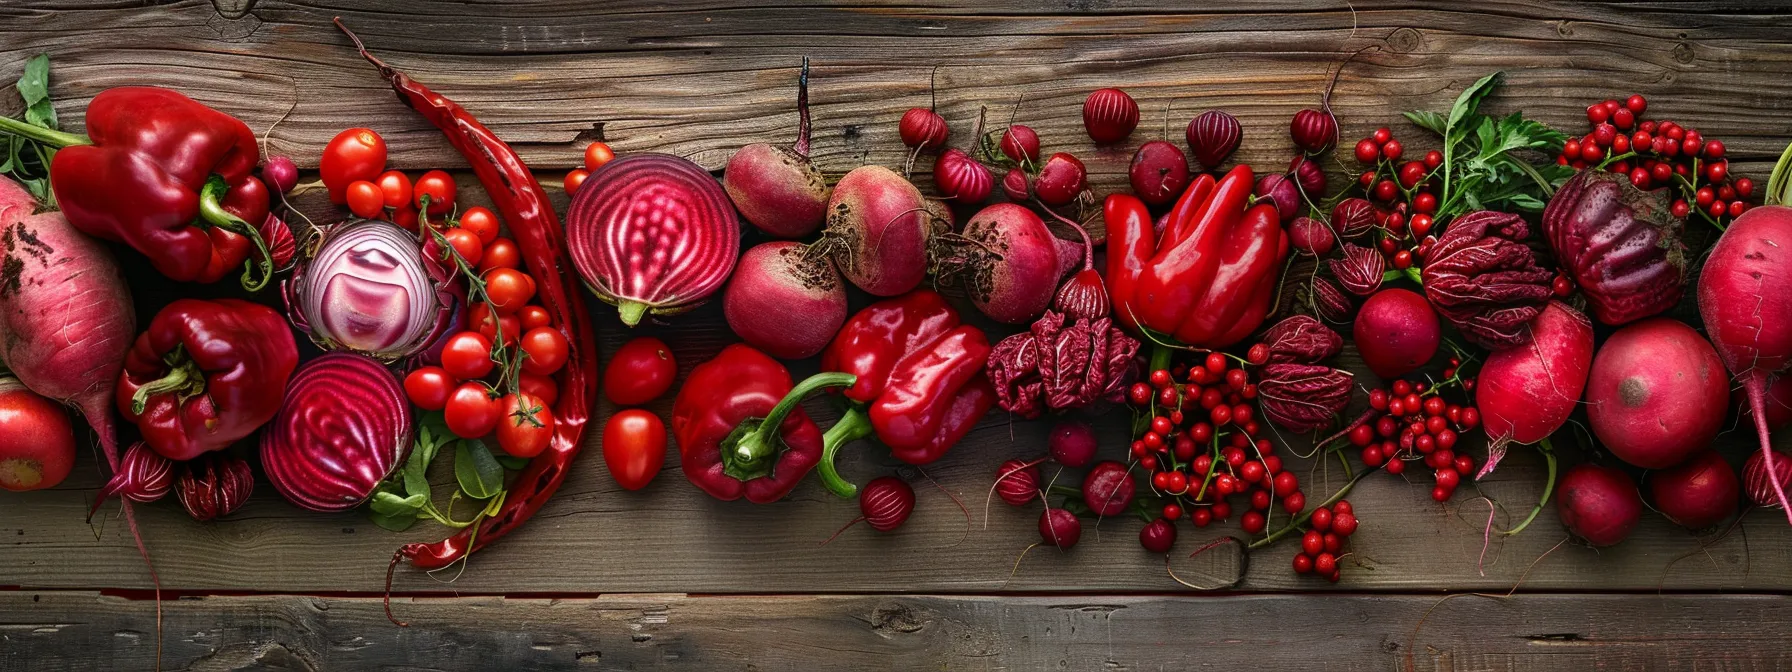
[7,590,1792,671]
[2,1,1792,600]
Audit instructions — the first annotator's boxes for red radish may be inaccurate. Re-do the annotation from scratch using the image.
[262,155,299,194]
[1185,110,1242,168]
[1254,173,1300,224]
[1585,318,1727,469]
[1000,124,1041,165]
[1082,460,1135,516]
[724,242,847,360]
[1289,216,1336,256]
[824,476,917,543]
[1035,153,1087,207]
[91,442,173,514]
[1476,301,1594,449]
[1048,420,1099,468]
[1649,449,1738,529]
[1040,207,1109,321]
[1290,50,1363,153]
[724,58,831,239]
[1698,200,1792,521]
[566,153,740,326]
[1352,288,1439,379]
[1288,156,1327,195]
[934,148,993,205]
[1556,463,1642,547]
[814,165,941,296]
[899,108,949,149]
[936,203,1078,323]
[1083,88,1139,144]
[1129,140,1190,207]
[995,459,1040,506]
[1002,168,1031,201]
[0,376,75,491]
[1743,449,1792,508]
[1039,507,1082,548]
[1139,517,1177,553]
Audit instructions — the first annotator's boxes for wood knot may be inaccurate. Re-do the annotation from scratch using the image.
[868,602,928,637]
[1673,42,1696,64]
[1556,21,1574,38]
[1386,27,1422,54]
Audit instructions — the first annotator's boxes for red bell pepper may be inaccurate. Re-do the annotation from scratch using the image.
[672,343,855,503]
[1106,165,1289,348]
[817,289,995,496]
[116,298,299,461]
[0,87,273,289]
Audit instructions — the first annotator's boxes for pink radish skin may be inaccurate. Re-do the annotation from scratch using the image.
[1585,318,1728,469]
[1039,508,1082,548]
[723,242,846,360]
[1735,374,1792,431]
[1649,449,1739,530]
[816,165,939,296]
[1476,301,1594,446]
[1352,288,1439,379]
[941,203,1077,323]
[1698,204,1792,523]
[723,59,830,238]
[1082,460,1135,517]
[1047,420,1098,468]
[1556,463,1643,547]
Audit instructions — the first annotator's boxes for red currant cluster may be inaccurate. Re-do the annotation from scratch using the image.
[1291,499,1358,582]
[1563,95,1754,225]
[1351,126,1443,270]
[1346,373,1481,502]
[1126,350,1307,536]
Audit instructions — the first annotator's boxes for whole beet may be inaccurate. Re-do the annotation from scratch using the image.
[936,203,1076,323]
[724,242,847,360]
[816,165,940,296]
[724,58,831,238]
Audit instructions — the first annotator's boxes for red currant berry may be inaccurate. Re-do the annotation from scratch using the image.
[1354,138,1381,164]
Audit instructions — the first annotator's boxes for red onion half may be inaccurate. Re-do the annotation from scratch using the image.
[566,153,741,326]
[261,353,412,512]
[285,219,453,360]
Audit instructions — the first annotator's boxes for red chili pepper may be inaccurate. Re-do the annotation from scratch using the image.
[0,88,273,289]
[1106,165,1288,348]
[672,343,853,503]
[335,21,599,577]
[115,299,298,462]
[816,289,994,496]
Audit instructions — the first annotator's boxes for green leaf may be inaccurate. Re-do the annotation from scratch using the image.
[1403,110,1447,137]
[370,489,427,518]
[369,511,420,532]
[455,440,505,500]
[494,454,530,471]
[17,54,54,130]
[1446,71,1503,133]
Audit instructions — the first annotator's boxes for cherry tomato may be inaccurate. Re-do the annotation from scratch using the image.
[403,366,456,411]
[345,180,385,219]
[441,331,495,380]
[519,372,559,408]
[496,392,555,458]
[391,204,420,232]
[477,237,520,272]
[441,228,484,267]
[517,305,552,330]
[376,170,412,210]
[414,170,457,215]
[520,326,570,376]
[470,303,522,347]
[484,268,536,314]
[458,206,501,245]
[565,169,590,196]
[604,336,676,405]
[321,128,387,204]
[602,409,665,491]
[584,142,615,171]
[444,382,503,439]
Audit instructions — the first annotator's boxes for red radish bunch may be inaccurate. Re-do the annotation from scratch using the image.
[1034,153,1088,207]
[723,58,831,238]
[1082,88,1139,144]
[934,148,994,205]
[1291,500,1358,582]
[1185,110,1242,168]
[1556,464,1642,547]
[723,242,847,360]
[1000,124,1041,165]
[899,107,949,149]
[1129,140,1190,206]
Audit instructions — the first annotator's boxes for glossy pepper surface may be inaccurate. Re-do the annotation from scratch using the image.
[0,87,274,289]
[817,289,995,495]
[116,299,298,462]
[1106,165,1289,348]
[673,343,851,504]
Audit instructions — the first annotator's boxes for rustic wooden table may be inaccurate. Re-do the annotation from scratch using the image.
[5,1,1792,669]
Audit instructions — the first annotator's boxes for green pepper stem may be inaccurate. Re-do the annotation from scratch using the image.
[129,357,205,415]
[1147,342,1175,374]
[0,115,90,149]
[1497,438,1557,537]
[725,371,856,483]
[198,176,273,292]
[815,406,876,498]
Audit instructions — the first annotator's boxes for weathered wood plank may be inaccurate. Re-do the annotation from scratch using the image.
[6,590,1792,671]
[2,1,1792,598]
